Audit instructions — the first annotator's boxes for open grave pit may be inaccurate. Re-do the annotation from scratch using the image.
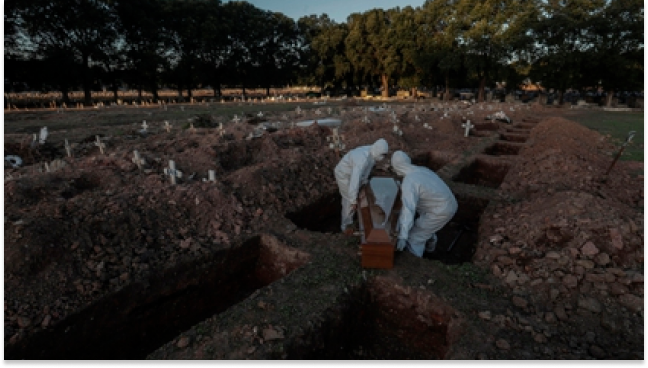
[288,276,463,359]
[5,234,309,359]
[483,141,525,156]
[422,193,490,265]
[452,155,512,188]
[499,132,530,143]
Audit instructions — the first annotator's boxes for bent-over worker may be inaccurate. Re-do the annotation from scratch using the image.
[334,138,389,233]
[391,150,458,257]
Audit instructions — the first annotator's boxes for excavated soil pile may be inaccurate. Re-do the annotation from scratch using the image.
[475,117,644,322]
[501,117,642,207]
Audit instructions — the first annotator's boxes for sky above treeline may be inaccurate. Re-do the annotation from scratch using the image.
[226,0,426,23]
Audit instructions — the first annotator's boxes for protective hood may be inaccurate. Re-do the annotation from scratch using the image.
[391,150,416,177]
[370,139,389,161]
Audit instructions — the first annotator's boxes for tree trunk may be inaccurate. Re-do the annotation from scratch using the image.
[558,89,565,105]
[444,73,450,101]
[82,54,92,106]
[61,87,70,105]
[151,84,159,102]
[411,87,417,99]
[381,74,389,98]
[111,82,119,103]
[138,86,143,102]
[605,90,614,107]
[478,76,486,103]
[266,86,270,97]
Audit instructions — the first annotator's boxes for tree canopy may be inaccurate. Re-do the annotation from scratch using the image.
[4,0,643,104]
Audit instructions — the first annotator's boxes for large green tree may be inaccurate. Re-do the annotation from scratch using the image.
[116,0,170,102]
[297,14,351,90]
[530,0,605,103]
[587,0,644,105]
[20,0,120,105]
[345,8,404,97]
[254,11,300,96]
[454,0,537,101]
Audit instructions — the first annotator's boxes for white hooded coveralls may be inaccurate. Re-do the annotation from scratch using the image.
[392,151,458,257]
[334,139,389,231]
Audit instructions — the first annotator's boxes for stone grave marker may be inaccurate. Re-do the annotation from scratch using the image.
[207,170,216,182]
[164,121,172,133]
[218,123,224,137]
[190,122,196,134]
[140,120,149,134]
[232,115,241,124]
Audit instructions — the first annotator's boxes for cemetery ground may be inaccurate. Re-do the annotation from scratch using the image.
[3,99,644,360]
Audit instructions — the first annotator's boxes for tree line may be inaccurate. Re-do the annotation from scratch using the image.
[4,0,643,106]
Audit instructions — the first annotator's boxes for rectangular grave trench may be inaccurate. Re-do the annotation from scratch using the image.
[499,132,529,143]
[5,235,310,360]
[285,277,460,359]
[411,151,452,172]
[423,193,489,265]
[483,141,524,156]
[285,191,344,233]
[452,156,511,188]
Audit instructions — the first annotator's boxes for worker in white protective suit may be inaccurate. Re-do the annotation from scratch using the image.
[334,138,389,233]
[391,151,458,257]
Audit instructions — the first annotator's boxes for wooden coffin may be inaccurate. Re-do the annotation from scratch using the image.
[358,177,401,269]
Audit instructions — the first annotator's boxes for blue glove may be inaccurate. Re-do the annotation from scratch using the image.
[396,238,408,251]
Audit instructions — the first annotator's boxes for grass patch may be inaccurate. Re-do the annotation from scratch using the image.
[564,110,644,162]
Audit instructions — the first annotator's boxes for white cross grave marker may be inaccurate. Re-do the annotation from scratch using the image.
[232,115,241,124]
[164,160,183,185]
[462,120,474,137]
[327,128,346,158]
[257,111,264,118]
[295,106,302,115]
[95,136,106,154]
[164,121,172,133]
[132,150,145,170]
[141,120,148,133]
[39,127,48,144]
[64,139,72,157]
[218,122,224,137]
